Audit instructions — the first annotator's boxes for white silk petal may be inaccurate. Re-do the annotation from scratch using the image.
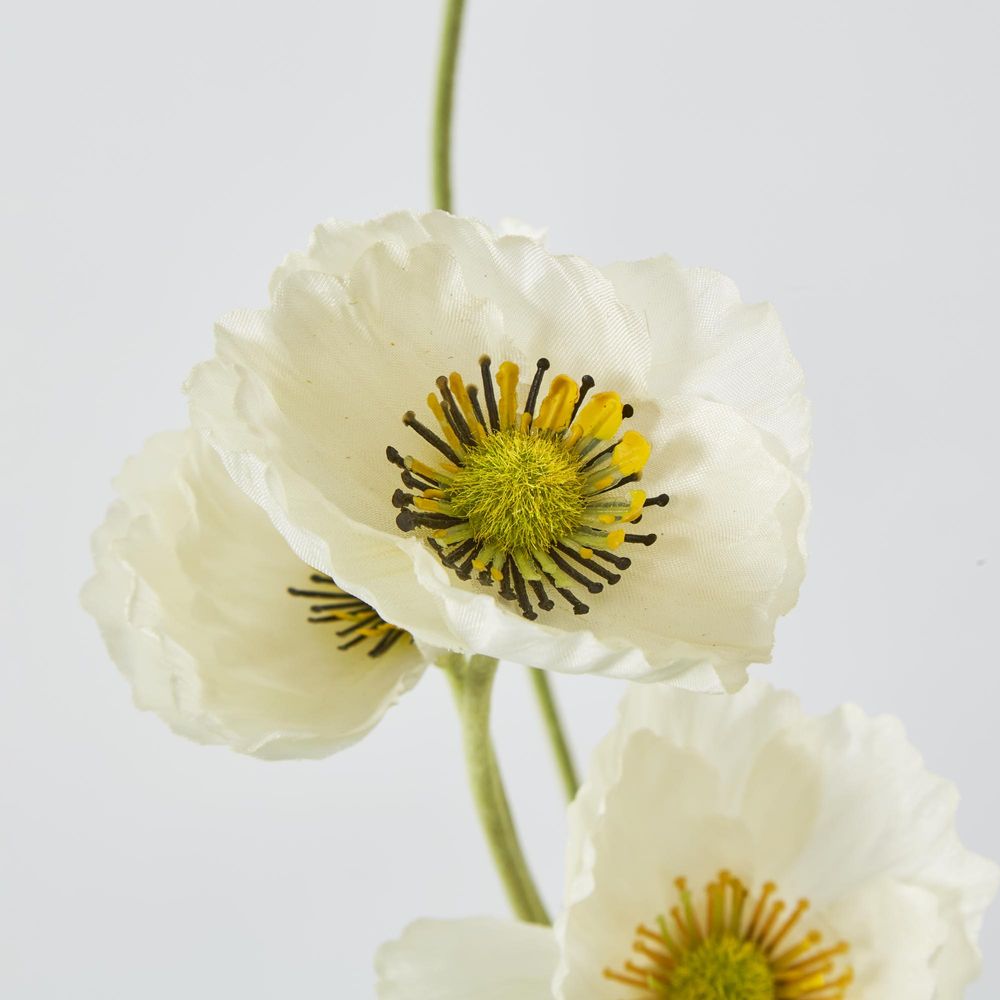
[602,256,810,474]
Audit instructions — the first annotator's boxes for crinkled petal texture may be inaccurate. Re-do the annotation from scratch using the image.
[82,430,429,759]
[188,211,809,689]
[375,918,558,1000]
[556,682,999,999]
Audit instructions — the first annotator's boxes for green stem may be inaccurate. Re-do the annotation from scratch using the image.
[445,655,550,925]
[528,668,580,801]
[431,0,467,211]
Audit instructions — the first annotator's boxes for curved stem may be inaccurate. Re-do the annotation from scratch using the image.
[431,0,467,211]
[529,668,580,801]
[445,655,550,925]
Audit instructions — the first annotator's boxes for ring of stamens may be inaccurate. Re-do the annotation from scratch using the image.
[287,573,411,658]
[604,872,853,999]
[387,357,669,619]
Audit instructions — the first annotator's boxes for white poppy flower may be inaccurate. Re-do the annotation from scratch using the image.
[188,211,809,690]
[376,683,998,999]
[82,429,429,759]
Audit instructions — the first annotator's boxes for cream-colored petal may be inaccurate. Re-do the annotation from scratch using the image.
[767,704,999,990]
[602,255,810,474]
[375,918,557,1000]
[270,210,435,292]
[82,430,430,759]
[819,878,943,999]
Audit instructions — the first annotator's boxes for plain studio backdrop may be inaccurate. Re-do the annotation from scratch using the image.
[2,1,998,996]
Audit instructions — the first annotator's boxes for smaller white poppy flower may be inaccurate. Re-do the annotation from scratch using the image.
[82,430,430,759]
[376,683,998,999]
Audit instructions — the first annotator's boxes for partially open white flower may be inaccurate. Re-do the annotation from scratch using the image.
[82,430,429,759]
[376,683,998,999]
[188,211,809,690]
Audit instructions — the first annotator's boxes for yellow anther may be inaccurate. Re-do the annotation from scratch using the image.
[606,528,626,549]
[496,361,520,430]
[571,390,624,441]
[624,490,646,522]
[612,429,652,476]
[448,372,487,442]
[407,458,450,483]
[535,374,580,432]
[427,394,463,452]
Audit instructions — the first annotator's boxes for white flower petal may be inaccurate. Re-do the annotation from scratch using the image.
[498,217,548,242]
[602,256,810,474]
[375,918,557,1000]
[82,430,430,759]
[822,878,943,999]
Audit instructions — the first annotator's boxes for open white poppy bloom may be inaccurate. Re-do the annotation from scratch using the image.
[376,682,998,999]
[82,430,429,759]
[188,211,810,691]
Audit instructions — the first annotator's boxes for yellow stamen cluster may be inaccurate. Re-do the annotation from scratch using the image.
[389,357,668,619]
[604,872,853,1000]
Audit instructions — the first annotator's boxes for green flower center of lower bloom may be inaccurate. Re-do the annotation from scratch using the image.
[666,938,773,1000]
[447,429,587,553]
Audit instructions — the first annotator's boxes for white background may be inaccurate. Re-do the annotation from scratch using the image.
[3,0,998,996]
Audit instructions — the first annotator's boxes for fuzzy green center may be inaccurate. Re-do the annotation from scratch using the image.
[666,938,774,1000]
[446,429,587,553]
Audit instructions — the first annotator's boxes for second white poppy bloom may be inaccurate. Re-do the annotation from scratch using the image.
[82,430,429,759]
[188,212,810,690]
[376,683,998,998]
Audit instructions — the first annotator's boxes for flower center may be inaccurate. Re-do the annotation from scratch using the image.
[388,357,669,619]
[287,573,411,657]
[449,429,587,554]
[604,873,853,999]
[667,938,773,1000]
